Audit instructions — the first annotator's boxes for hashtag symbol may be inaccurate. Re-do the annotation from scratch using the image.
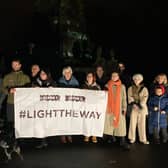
[19,110,26,119]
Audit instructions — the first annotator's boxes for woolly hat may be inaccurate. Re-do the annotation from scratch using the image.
[155,85,166,95]
[132,73,143,82]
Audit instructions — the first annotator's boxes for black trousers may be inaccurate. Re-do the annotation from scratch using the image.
[153,127,168,141]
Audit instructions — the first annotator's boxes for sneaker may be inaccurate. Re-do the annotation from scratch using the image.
[141,141,150,145]
[92,136,97,143]
[129,140,135,144]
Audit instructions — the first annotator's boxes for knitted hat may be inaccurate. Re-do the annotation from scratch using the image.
[155,85,166,95]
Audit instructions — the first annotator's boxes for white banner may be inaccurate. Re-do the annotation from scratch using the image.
[14,88,107,138]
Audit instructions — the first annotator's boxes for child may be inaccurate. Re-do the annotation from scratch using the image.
[148,86,168,144]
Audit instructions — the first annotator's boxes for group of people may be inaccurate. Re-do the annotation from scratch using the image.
[0,58,168,160]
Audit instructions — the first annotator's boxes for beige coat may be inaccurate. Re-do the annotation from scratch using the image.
[127,86,149,115]
[127,85,149,142]
[104,84,127,136]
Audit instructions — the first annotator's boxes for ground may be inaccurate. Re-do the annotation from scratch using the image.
[0,136,166,168]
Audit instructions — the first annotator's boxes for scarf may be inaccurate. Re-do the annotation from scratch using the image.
[107,80,121,128]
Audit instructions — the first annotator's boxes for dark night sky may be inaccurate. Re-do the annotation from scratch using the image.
[0,1,34,48]
[85,1,168,71]
[0,0,167,81]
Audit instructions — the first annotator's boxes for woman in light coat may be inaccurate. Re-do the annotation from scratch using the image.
[104,71,129,150]
[128,73,149,144]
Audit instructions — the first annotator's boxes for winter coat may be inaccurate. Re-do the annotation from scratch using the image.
[148,94,168,132]
[82,82,100,90]
[32,77,57,87]
[127,85,149,115]
[2,71,30,104]
[96,75,108,90]
[104,84,127,136]
[58,76,79,88]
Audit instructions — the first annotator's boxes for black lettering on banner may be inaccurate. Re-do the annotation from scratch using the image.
[37,110,45,118]
[65,95,86,102]
[19,109,102,119]
[40,95,61,101]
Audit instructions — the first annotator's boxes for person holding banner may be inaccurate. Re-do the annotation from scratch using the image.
[32,67,57,88]
[58,66,79,143]
[82,71,101,143]
[103,71,130,150]
[32,67,57,148]
[58,66,79,88]
[2,58,30,157]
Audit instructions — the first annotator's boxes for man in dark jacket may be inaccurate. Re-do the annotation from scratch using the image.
[2,58,30,148]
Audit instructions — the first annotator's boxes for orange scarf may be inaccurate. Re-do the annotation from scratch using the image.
[107,80,121,128]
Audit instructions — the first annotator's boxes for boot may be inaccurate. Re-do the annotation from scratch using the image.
[120,137,130,150]
[92,136,97,143]
[84,136,89,142]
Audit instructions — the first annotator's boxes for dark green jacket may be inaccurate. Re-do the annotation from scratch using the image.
[2,71,30,104]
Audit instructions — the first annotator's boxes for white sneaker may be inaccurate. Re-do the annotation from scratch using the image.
[130,140,135,144]
[141,141,150,145]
